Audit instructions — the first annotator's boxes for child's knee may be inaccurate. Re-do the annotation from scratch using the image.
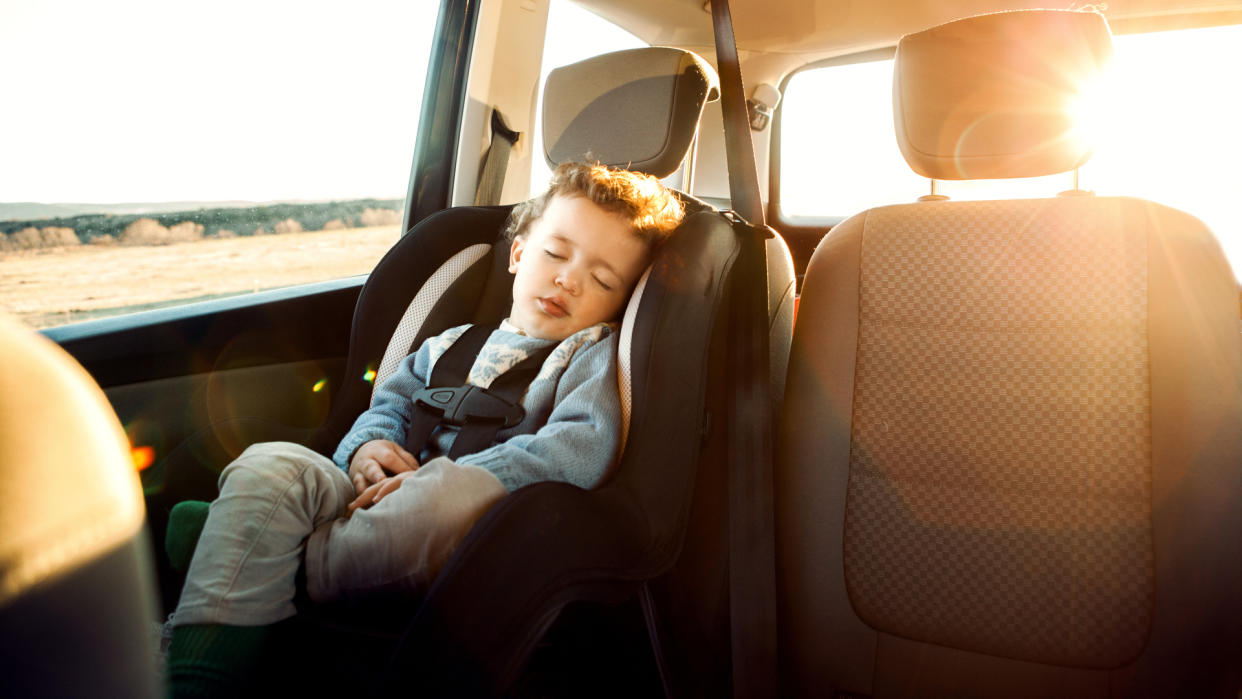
[218,441,343,498]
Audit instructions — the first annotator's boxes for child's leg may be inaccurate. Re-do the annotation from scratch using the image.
[173,441,354,627]
[304,456,508,602]
[167,442,352,699]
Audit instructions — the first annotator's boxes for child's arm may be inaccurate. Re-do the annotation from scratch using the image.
[452,333,622,492]
[332,332,445,473]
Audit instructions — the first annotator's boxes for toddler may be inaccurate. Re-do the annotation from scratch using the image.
[165,162,685,697]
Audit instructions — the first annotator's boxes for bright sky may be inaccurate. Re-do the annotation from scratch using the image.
[781,24,1242,271]
[4,0,1241,274]
[0,0,434,204]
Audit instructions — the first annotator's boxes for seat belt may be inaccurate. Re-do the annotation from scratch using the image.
[474,108,521,206]
[404,323,555,459]
[708,1,779,696]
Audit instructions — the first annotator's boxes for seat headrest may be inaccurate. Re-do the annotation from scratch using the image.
[0,314,144,606]
[893,10,1115,180]
[543,47,720,179]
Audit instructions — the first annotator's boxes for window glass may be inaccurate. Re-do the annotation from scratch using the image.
[527,0,646,196]
[779,24,1242,274]
[0,0,438,329]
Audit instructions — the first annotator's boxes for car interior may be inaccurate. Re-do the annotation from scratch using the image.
[2,0,1240,697]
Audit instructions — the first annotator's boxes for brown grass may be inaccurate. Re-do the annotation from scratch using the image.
[1,225,400,329]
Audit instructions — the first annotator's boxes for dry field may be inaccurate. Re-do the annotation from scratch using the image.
[0,226,400,329]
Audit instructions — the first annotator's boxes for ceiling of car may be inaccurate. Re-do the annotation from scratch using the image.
[579,0,1242,64]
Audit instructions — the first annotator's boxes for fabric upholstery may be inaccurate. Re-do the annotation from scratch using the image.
[893,10,1114,180]
[844,198,1152,668]
[374,243,492,391]
[775,197,1242,697]
[542,47,719,178]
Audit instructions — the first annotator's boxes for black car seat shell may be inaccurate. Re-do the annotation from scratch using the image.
[776,9,1242,698]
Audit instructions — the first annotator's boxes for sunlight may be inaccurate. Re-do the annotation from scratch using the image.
[1064,61,1120,164]
[780,23,1242,276]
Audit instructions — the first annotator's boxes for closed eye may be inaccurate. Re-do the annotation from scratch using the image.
[543,249,565,260]
[593,275,614,291]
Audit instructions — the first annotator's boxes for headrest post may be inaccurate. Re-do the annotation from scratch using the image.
[1057,167,1095,198]
[918,178,950,202]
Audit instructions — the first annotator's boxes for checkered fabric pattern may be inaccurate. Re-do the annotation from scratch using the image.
[843,197,1154,668]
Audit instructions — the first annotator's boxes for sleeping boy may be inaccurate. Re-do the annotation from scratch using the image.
[164,161,685,697]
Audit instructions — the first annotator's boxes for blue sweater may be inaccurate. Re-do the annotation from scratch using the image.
[332,321,622,492]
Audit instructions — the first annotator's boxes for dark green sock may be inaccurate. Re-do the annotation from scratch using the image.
[165,623,272,699]
[166,500,211,573]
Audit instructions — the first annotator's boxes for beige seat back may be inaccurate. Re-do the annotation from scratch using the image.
[0,314,160,698]
[775,10,1242,697]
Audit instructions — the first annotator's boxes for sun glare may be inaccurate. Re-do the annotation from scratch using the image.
[781,22,1242,275]
[1065,62,1121,159]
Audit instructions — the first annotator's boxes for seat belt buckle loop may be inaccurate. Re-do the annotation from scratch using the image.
[412,384,526,428]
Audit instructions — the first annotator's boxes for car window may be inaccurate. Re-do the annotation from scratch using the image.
[0,0,438,330]
[527,0,647,197]
[779,24,1242,275]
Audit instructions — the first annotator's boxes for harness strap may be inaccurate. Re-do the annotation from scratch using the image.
[445,346,554,458]
[405,323,556,461]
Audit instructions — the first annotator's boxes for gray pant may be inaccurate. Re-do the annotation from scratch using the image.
[172,441,507,627]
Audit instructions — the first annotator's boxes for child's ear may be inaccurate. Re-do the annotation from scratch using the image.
[508,235,525,274]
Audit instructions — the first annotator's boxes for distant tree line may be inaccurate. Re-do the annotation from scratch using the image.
[0,198,402,251]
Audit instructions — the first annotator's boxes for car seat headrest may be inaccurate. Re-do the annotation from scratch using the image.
[543,47,720,179]
[893,9,1115,180]
[0,313,145,605]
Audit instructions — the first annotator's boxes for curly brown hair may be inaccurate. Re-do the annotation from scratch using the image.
[504,162,684,246]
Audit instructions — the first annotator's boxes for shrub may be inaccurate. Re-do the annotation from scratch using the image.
[90,234,117,246]
[12,227,42,250]
[273,218,303,235]
[40,226,80,247]
[120,218,171,245]
[168,221,205,243]
[0,233,10,252]
[321,218,346,231]
[212,229,236,239]
[360,208,400,227]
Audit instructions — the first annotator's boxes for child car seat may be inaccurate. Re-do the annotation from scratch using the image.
[163,46,796,695]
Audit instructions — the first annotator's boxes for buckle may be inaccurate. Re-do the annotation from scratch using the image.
[411,385,525,428]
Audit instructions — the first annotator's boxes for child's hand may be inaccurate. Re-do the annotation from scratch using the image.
[348,439,418,496]
[347,471,417,515]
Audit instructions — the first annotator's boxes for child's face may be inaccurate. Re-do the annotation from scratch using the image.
[507,194,650,341]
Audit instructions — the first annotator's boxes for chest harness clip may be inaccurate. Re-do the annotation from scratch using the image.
[404,323,555,460]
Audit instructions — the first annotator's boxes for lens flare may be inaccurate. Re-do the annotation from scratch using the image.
[312,378,328,393]
[363,364,377,385]
[1065,60,1120,159]
[131,445,156,472]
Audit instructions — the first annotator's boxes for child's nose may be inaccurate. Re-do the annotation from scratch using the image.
[555,268,581,294]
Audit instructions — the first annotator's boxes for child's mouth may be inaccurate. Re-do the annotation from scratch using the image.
[537,297,568,318]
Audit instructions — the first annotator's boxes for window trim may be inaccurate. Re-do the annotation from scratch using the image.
[769,46,896,231]
[403,0,484,233]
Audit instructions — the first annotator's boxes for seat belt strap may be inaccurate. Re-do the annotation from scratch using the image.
[404,322,555,460]
[709,1,779,696]
[474,108,520,206]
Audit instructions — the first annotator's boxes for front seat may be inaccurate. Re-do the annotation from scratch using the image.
[0,313,161,698]
[776,9,1242,698]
